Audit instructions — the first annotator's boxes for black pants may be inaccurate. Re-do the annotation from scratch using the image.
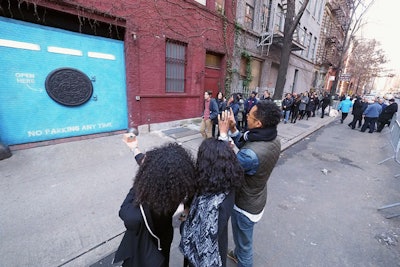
[291,109,299,122]
[361,117,378,133]
[321,105,328,118]
[376,119,391,132]
[299,110,306,119]
[212,123,218,138]
[341,112,348,123]
[348,114,362,129]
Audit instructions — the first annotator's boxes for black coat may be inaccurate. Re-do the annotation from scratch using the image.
[352,99,364,116]
[321,96,330,108]
[281,98,293,111]
[291,97,301,112]
[379,102,398,121]
[114,189,172,267]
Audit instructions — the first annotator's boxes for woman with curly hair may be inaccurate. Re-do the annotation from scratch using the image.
[180,138,244,267]
[114,138,196,267]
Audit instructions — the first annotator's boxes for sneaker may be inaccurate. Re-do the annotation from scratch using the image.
[227,250,238,264]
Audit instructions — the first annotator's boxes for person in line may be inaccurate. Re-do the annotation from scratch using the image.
[180,138,244,267]
[348,96,364,129]
[360,97,382,133]
[298,91,309,120]
[337,96,353,123]
[312,92,320,117]
[260,90,272,101]
[378,98,388,111]
[213,91,227,138]
[218,101,281,267]
[227,93,241,130]
[114,138,196,267]
[377,98,398,132]
[305,93,316,120]
[290,93,301,123]
[281,93,293,124]
[243,91,258,131]
[320,93,331,118]
[237,94,246,132]
[200,90,219,139]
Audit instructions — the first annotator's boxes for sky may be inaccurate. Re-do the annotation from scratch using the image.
[361,0,400,72]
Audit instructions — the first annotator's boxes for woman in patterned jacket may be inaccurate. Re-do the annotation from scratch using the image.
[180,138,244,267]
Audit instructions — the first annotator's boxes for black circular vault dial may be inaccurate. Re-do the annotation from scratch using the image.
[45,68,93,106]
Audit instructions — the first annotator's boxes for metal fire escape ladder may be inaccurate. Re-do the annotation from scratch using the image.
[257,1,287,56]
[257,6,278,56]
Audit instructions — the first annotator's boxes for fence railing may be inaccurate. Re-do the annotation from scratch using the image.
[377,112,400,219]
[378,112,400,166]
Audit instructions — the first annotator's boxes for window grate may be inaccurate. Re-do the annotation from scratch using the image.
[166,41,186,93]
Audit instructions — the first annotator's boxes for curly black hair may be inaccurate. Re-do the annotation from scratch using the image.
[254,100,281,127]
[133,143,196,215]
[196,138,244,195]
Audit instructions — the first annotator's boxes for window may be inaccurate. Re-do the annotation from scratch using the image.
[240,56,249,79]
[310,37,317,61]
[312,0,318,17]
[206,53,222,69]
[317,1,324,22]
[166,40,186,93]
[215,0,224,14]
[260,3,270,32]
[302,27,307,45]
[277,5,285,32]
[245,1,255,29]
[306,33,312,58]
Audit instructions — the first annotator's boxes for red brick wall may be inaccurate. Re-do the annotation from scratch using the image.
[30,0,236,127]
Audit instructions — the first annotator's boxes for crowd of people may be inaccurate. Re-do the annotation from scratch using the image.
[200,89,398,137]
[336,94,398,134]
[200,89,333,140]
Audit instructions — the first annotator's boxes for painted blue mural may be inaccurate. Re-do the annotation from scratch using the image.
[0,17,127,145]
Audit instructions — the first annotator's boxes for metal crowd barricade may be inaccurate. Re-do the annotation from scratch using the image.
[377,112,400,218]
[378,112,400,167]
[390,113,397,140]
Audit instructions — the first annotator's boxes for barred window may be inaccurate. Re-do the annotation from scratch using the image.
[166,40,186,93]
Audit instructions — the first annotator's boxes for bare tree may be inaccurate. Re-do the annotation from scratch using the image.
[273,0,309,100]
[347,38,387,95]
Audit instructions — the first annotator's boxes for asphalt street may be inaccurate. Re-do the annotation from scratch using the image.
[1,112,400,266]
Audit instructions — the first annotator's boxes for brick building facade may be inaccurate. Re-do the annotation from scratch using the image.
[0,0,236,146]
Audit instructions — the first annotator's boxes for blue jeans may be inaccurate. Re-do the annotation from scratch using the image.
[231,209,255,267]
[282,110,291,122]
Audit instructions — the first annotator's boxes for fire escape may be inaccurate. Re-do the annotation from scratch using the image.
[322,0,351,67]
[257,1,306,56]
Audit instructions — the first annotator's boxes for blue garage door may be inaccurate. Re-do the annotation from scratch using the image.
[0,17,127,146]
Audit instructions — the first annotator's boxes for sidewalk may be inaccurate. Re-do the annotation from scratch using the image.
[150,113,336,153]
[0,112,336,267]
